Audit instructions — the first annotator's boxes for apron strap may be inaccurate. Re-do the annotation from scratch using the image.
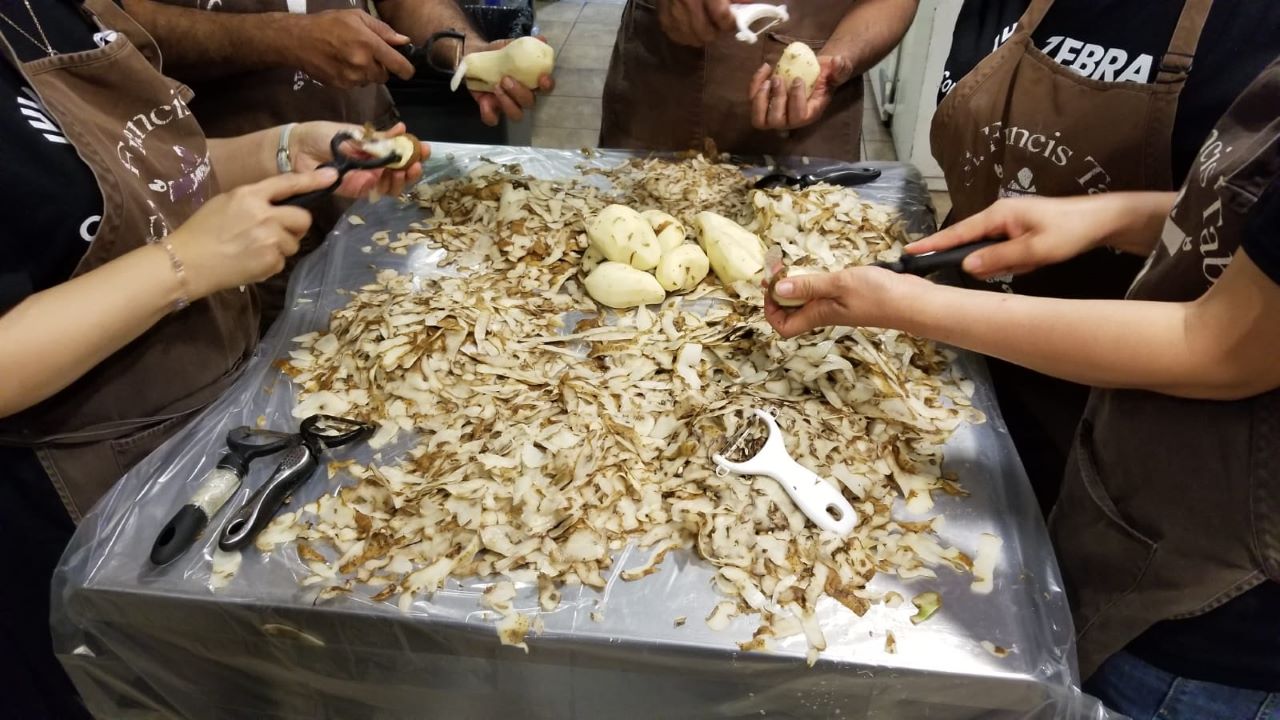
[1157,0,1214,83]
[1018,0,1056,35]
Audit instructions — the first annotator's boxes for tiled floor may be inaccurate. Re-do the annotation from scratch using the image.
[530,0,949,221]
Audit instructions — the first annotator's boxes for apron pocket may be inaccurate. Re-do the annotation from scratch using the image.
[108,413,192,480]
[1049,419,1157,637]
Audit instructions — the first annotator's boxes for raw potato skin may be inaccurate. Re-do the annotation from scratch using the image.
[776,42,821,96]
[588,205,663,271]
[641,210,687,252]
[655,244,710,293]
[584,261,667,308]
[695,211,766,286]
[461,36,556,93]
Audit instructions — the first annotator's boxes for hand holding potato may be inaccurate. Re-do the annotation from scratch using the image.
[462,37,557,127]
[750,50,854,131]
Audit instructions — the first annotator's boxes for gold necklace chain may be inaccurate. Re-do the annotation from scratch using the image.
[0,0,57,56]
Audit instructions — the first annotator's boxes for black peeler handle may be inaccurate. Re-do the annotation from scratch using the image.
[873,238,1005,276]
[278,161,342,208]
[802,167,881,188]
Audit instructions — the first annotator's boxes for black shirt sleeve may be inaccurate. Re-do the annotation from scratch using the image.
[1242,177,1280,286]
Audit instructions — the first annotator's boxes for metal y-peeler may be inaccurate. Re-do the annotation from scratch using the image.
[713,408,857,535]
[149,426,299,566]
[218,414,374,552]
[729,3,789,44]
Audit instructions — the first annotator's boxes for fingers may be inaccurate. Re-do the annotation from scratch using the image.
[472,92,501,127]
[785,77,808,126]
[538,73,555,92]
[500,77,537,111]
[257,166,340,202]
[766,76,787,128]
[749,63,772,99]
[361,13,409,46]
[906,202,1014,255]
[704,0,735,32]
[371,39,415,81]
[751,67,772,129]
[772,270,844,305]
[961,239,1037,278]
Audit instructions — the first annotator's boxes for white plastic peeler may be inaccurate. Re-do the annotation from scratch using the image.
[728,3,789,44]
[713,409,857,535]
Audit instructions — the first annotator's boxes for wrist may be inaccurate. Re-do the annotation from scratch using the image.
[151,240,193,311]
[263,13,304,67]
[874,270,934,332]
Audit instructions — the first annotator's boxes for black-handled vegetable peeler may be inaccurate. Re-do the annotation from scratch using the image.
[217,414,374,552]
[149,427,298,566]
[394,29,466,75]
[755,166,881,190]
[872,238,1004,277]
[277,132,401,208]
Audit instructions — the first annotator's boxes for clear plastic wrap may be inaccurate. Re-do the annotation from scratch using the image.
[52,143,1122,720]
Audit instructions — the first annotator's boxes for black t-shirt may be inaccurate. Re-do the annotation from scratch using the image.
[0,0,103,313]
[938,0,1280,185]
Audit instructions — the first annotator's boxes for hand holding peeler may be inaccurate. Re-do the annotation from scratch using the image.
[277,132,403,208]
[713,409,857,535]
[729,3,789,44]
[871,238,1004,277]
[218,414,373,552]
[149,427,298,565]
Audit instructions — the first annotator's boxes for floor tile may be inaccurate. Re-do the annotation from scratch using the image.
[532,126,600,149]
[578,3,625,23]
[536,1,584,23]
[536,20,573,48]
[566,22,620,46]
[534,96,603,130]
[863,117,892,144]
[557,43,614,70]
[864,140,897,162]
[550,68,607,98]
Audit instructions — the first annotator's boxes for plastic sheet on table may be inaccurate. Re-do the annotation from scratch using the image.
[52,143,1122,720]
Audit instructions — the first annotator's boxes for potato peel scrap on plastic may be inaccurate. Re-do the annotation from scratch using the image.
[273,155,989,662]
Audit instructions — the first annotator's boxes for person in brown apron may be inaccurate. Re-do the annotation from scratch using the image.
[929,0,1280,515]
[121,0,554,330]
[0,1,422,714]
[600,0,918,161]
[764,58,1280,718]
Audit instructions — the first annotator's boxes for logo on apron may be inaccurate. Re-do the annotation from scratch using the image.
[998,167,1037,198]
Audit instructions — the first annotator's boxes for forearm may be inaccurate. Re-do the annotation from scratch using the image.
[888,278,1226,398]
[208,129,280,190]
[0,247,183,417]
[821,0,919,77]
[376,0,480,68]
[1090,191,1177,255]
[121,0,291,79]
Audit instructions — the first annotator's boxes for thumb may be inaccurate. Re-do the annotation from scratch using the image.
[257,167,340,202]
[773,270,844,302]
[361,13,409,45]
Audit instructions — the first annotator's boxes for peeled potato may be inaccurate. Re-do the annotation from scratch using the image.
[694,211,766,285]
[581,245,605,274]
[584,262,667,309]
[776,42,821,96]
[355,134,423,170]
[655,244,710,293]
[588,205,662,271]
[640,210,687,252]
[452,36,556,93]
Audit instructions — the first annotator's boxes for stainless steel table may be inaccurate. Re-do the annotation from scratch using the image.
[53,144,1116,720]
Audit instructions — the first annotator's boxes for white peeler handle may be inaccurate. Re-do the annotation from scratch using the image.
[728,3,790,44]
[714,410,857,535]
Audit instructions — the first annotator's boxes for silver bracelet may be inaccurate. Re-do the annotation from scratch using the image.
[276,122,298,174]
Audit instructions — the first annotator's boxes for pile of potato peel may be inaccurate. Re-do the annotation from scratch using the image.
[259,155,990,664]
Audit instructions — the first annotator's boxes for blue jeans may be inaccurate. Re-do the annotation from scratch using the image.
[1085,650,1280,720]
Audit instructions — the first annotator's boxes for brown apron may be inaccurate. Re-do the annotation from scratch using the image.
[152,0,397,332]
[1049,58,1280,678]
[0,0,256,521]
[601,0,863,161]
[928,0,1214,508]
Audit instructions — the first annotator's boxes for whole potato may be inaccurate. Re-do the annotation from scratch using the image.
[584,261,667,308]
[588,205,663,271]
[655,244,710,293]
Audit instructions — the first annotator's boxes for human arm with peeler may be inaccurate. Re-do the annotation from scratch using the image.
[763,192,1280,400]
[205,121,426,196]
[750,0,919,131]
[374,0,555,126]
[120,0,416,87]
